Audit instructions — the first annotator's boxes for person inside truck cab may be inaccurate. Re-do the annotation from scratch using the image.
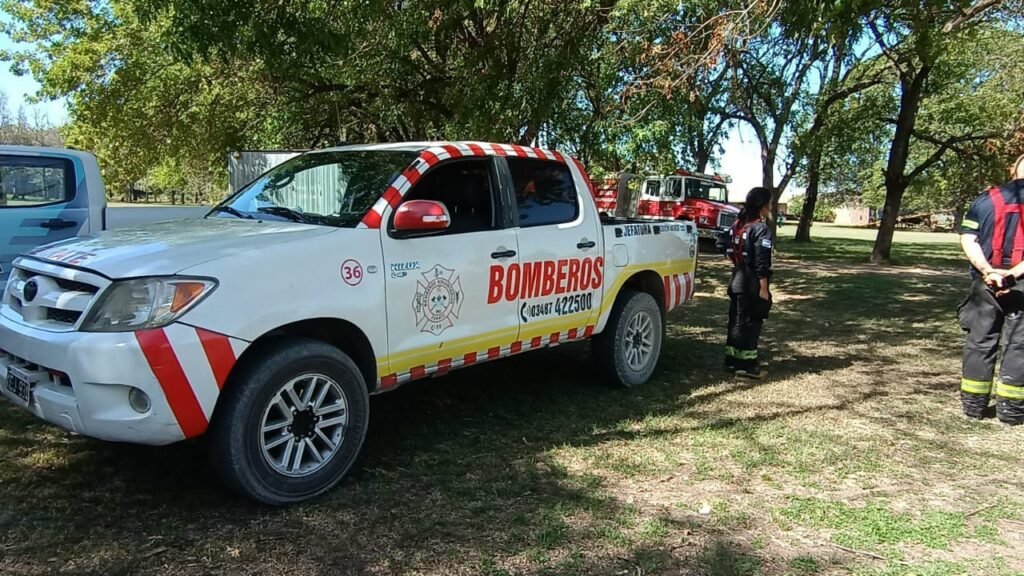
[512,162,577,224]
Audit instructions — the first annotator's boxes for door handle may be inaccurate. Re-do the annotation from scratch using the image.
[577,240,596,249]
[491,250,517,259]
[40,218,77,230]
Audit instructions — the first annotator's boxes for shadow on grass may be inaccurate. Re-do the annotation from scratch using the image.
[0,258,971,575]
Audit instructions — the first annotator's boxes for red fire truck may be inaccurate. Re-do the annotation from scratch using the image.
[591,170,740,241]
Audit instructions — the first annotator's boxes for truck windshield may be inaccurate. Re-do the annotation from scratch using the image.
[684,179,728,203]
[212,150,419,227]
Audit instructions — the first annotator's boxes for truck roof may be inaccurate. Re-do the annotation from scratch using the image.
[0,145,100,162]
[315,141,562,155]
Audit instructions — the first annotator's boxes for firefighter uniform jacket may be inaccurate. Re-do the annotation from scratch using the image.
[959,179,1024,275]
[731,220,774,279]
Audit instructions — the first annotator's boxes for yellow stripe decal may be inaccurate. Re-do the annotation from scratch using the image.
[379,259,696,378]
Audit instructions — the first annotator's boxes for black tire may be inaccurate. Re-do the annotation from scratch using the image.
[592,289,664,387]
[207,338,370,506]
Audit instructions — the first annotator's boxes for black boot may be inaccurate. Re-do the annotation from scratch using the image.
[734,361,765,380]
[962,392,990,420]
[996,398,1024,425]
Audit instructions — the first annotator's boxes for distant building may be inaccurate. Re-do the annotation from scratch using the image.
[834,205,870,226]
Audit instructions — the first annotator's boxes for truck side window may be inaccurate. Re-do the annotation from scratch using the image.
[667,179,683,199]
[507,158,579,227]
[402,158,497,235]
[644,180,661,198]
[0,155,74,208]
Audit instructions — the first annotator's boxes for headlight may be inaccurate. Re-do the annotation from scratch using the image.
[80,277,217,332]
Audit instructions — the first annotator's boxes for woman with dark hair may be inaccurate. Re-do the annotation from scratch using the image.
[723,187,775,379]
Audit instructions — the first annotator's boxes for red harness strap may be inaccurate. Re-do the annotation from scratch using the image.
[730,218,761,266]
[988,186,1024,267]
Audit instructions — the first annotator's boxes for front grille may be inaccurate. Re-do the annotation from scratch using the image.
[47,309,83,324]
[54,278,99,295]
[718,212,736,228]
[3,264,103,330]
[0,349,72,388]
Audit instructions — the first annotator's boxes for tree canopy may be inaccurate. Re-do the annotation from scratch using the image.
[2,0,1022,258]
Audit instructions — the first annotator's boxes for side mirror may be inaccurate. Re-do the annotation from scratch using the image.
[393,200,451,233]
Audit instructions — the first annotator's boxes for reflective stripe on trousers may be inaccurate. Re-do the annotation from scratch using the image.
[960,378,992,395]
[996,381,1024,400]
[726,346,757,360]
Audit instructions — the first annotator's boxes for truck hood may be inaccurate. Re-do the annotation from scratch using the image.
[690,199,739,213]
[24,218,336,278]
[688,198,737,214]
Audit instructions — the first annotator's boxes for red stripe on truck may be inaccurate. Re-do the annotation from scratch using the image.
[196,329,236,389]
[135,329,208,438]
[436,358,452,376]
[381,186,402,209]
[361,209,383,229]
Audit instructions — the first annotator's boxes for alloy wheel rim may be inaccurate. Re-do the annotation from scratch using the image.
[623,310,655,371]
[259,373,349,478]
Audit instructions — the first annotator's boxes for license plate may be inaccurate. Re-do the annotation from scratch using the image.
[5,371,32,406]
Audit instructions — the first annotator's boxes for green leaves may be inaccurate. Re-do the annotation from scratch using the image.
[2,0,1021,213]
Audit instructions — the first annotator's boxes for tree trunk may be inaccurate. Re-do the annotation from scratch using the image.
[795,148,822,242]
[871,65,931,263]
[761,147,775,191]
[695,153,709,174]
[695,138,710,173]
[761,147,780,237]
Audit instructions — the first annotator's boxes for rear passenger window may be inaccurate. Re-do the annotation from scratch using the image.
[0,155,74,208]
[507,158,579,227]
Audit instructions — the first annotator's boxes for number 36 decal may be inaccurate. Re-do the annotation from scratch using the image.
[341,259,364,286]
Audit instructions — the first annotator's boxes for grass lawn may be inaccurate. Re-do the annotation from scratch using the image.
[3,225,1022,576]
[777,223,962,270]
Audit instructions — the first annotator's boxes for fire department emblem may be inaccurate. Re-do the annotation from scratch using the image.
[413,265,463,336]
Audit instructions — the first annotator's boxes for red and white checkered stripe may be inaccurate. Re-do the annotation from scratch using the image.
[379,324,596,390]
[359,142,568,229]
[135,324,248,438]
[663,271,696,312]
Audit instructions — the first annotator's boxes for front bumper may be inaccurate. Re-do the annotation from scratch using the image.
[0,314,191,445]
[696,226,727,239]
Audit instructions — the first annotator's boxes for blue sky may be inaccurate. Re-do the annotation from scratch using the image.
[0,14,67,122]
[0,13,784,202]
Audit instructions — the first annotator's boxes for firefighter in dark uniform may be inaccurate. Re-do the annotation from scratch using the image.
[958,154,1024,423]
[721,187,774,379]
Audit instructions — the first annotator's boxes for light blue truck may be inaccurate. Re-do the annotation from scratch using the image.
[0,146,108,284]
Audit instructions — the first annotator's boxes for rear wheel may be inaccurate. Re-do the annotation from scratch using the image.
[592,290,664,387]
[207,338,370,505]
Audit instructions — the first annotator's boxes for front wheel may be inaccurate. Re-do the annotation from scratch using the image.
[207,338,370,506]
[592,290,664,387]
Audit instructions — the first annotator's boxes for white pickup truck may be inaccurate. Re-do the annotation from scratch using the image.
[0,141,697,504]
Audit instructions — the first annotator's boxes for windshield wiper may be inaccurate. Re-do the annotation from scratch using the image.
[257,206,311,223]
[209,206,255,219]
